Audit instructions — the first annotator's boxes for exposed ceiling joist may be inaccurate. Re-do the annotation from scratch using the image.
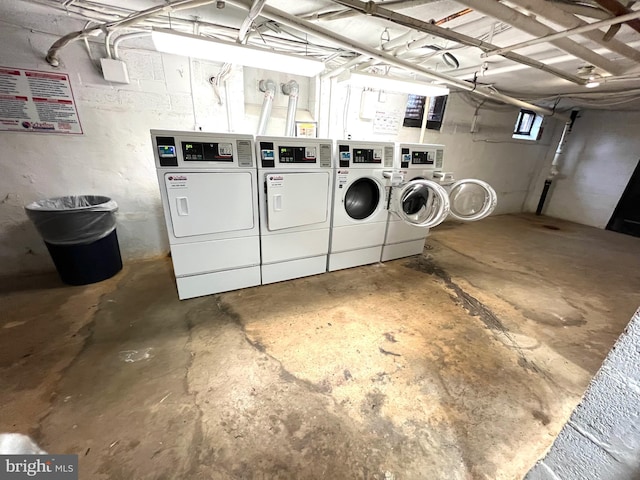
[507,0,640,63]
[484,6,640,60]
[548,1,610,19]
[225,0,571,119]
[329,0,587,84]
[592,0,640,33]
[457,0,625,76]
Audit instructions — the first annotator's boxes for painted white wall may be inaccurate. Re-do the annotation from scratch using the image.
[0,1,314,277]
[524,110,640,228]
[327,80,561,215]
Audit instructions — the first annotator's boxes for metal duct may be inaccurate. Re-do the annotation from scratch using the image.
[282,80,300,137]
[257,79,276,135]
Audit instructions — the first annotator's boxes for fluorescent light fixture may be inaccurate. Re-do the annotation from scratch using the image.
[151,28,325,77]
[337,70,450,97]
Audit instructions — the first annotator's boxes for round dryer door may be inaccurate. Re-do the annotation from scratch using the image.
[395,179,450,228]
[344,178,382,220]
[448,179,497,221]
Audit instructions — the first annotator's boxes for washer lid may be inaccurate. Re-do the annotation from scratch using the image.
[448,179,497,221]
[395,179,450,227]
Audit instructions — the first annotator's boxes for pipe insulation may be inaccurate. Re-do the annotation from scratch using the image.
[45,0,218,66]
[282,80,300,137]
[225,0,570,120]
[257,79,276,136]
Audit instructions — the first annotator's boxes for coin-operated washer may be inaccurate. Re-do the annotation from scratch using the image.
[151,130,261,300]
[328,140,395,271]
[256,136,334,284]
[382,142,498,261]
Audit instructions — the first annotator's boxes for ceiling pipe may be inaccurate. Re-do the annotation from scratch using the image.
[45,0,218,66]
[501,0,640,63]
[326,0,587,85]
[300,0,444,21]
[455,0,624,76]
[483,8,640,59]
[225,0,571,120]
[257,79,276,136]
[592,0,640,33]
[282,80,300,137]
[112,31,152,60]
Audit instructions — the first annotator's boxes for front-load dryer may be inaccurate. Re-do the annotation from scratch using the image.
[151,130,261,300]
[382,142,498,261]
[256,136,334,284]
[328,140,394,271]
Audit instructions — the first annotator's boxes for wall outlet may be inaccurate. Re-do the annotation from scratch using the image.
[100,58,130,84]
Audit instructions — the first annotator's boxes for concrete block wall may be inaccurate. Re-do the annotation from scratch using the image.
[526,307,640,479]
[0,0,313,277]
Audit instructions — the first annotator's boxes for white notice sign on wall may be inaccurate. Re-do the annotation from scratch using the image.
[373,109,402,135]
[0,66,83,134]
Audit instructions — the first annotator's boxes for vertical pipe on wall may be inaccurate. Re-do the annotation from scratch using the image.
[282,80,300,137]
[419,96,431,144]
[536,110,579,215]
[257,79,276,135]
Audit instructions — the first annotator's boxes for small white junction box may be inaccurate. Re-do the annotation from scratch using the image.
[100,58,130,84]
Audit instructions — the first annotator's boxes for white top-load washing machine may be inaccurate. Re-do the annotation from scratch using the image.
[382,142,498,261]
[151,130,260,300]
[328,140,394,271]
[256,136,334,284]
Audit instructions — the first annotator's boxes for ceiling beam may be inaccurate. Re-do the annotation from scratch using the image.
[548,2,610,20]
[456,0,624,75]
[327,0,587,85]
[592,0,640,33]
[506,0,640,63]
[483,6,640,61]
[224,0,571,120]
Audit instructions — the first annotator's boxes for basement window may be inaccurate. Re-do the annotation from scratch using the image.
[403,94,448,130]
[512,109,544,141]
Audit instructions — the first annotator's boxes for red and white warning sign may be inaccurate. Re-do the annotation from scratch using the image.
[0,66,83,134]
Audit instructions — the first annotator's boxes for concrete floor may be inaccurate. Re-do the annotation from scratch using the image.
[2,213,640,480]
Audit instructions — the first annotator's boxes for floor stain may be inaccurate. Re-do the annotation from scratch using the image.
[3,214,640,479]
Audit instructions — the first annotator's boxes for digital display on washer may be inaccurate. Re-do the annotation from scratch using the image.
[412,151,435,165]
[278,146,317,163]
[182,142,234,162]
[353,148,383,164]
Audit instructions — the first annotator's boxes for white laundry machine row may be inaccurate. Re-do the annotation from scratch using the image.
[328,140,394,271]
[381,142,498,261]
[256,136,334,284]
[152,130,261,300]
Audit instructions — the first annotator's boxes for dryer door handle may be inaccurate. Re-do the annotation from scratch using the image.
[176,196,189,216]
[273,194,283,211]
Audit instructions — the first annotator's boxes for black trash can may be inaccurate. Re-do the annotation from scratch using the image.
[25,195,122,285]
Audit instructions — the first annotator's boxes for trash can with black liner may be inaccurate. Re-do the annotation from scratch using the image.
[25,195,122,285]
